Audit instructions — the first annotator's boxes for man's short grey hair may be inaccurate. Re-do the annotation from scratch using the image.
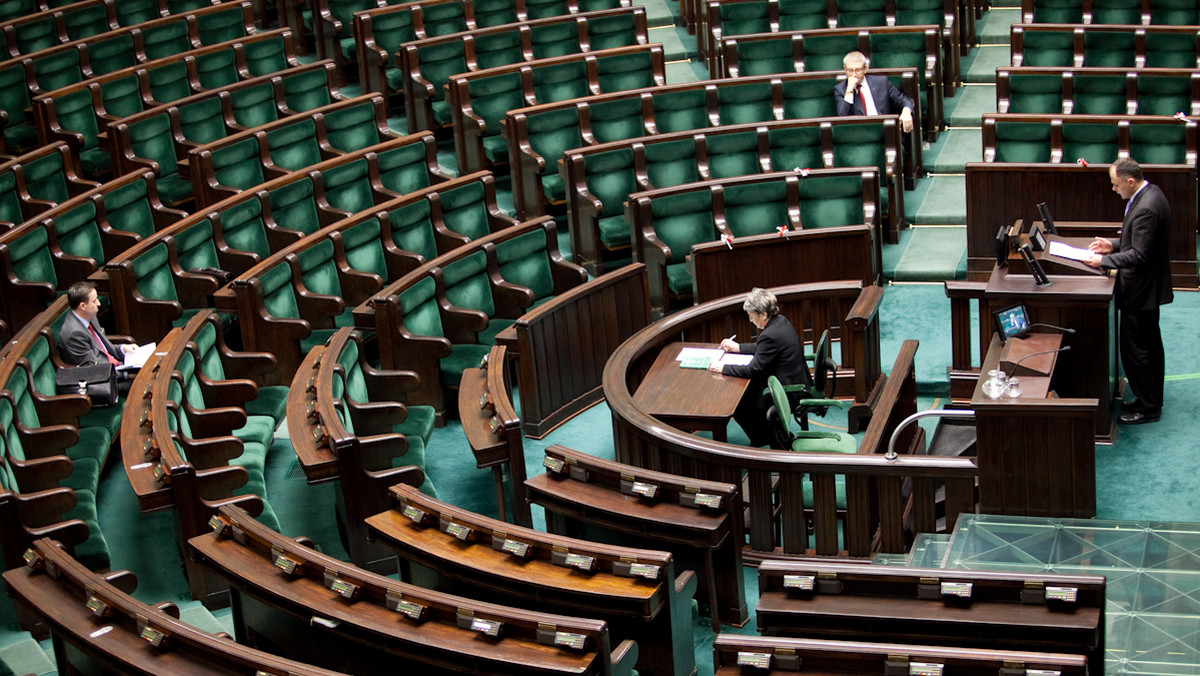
[743,287,779,317]
[843,51,869,68]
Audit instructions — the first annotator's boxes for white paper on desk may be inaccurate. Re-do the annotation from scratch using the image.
[718,353,754,366]
[1047,240,1092,262]
[676,347,725,363]
[118,342,157,370]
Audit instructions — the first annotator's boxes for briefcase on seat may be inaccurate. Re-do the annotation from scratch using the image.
[55,364,118,408]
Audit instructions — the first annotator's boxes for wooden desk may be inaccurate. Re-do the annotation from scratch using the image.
[972,334,1098,518]
[631,343,748,442]
[984,266,1116,440]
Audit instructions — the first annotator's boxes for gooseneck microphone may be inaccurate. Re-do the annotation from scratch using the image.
[1027,323,1075,334]
[1006,345,1072,379]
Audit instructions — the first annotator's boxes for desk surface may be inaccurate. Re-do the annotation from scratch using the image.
[632,342,749,424]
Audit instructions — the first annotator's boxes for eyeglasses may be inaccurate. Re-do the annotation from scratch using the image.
[844,66,866,74]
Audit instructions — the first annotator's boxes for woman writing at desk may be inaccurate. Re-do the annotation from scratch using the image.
[708,287,812,448]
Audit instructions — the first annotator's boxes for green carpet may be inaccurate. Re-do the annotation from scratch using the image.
[977,6,1020,45]
[650,25,692,61]
[927,128,983,172]
[908,174,967,225]
[963,44,1010,83]
[946,84,995,127]
[892,227,967,282]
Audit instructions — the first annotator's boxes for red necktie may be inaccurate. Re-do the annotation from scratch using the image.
[860,86,869,115]
[88,323,120,366]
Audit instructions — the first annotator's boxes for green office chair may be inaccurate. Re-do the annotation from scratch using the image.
[765,330,858,454]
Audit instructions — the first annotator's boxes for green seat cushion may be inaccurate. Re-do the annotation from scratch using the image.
[396,405,436,443]
[665,262,692,296]
[61,456,102,495]
[245,385,289,424]
[230,440,270,478]
[233,415,278,449]
[597,215,631,249]
[482,135,509,162]
[440,344,492,384]
[64,488,110,570]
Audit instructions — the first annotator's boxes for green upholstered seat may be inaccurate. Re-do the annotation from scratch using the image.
[533,61,590,105]
[1137,74,1193,117]
[0,63,37,154]
[836,0,887,27]
[139,20,193,61]
[21,333,121,438]
[1007,73,1065,114]
[19,147,85,206]
[523,0,569,19]
[84,33,138,76]
[644,138,700,188]
[1149,0,1199,25]
[398,276,490,386]
[375,139,439,196]
[722,180,790,237]
[265,118,323,172]
[1061,121,1118,165]
[647,189,715,268]
[496,24,549,67]
[61,487,111,569]
[334,336,436,447]
[1144,31,1199,68]
[4,225,59,291]
[210,137,268,194]
[585,10,643,51]
[1081,29,1135,68]
[521,107,584,202]
[1129,123,1189,165]
[716,81,774,125]
[992,121,1053,163]
[193,48,241,91]
[1030,0,1083,23]
[1090,0,1140,24]
[495,228,557,305]
[0,171,22,230]
[228,81,281,131]
[735,36,796,77]
[338,217,391,288]
[416,1,469,37]
[211,197,272,263]
[581,96,641,145]
[650,89,709,135]
[322,99,390,153]
[6,371,112,470]
[7,16,58,57]
[466,71,526,164]
[767,125,823,172]
[175,349,277,450]
[582,147,638,249]
[798,32,856,72]
[280,65,339,113]
[191,319,289,426]
[359,8,417,92]
[895,0,950,28]
[867,31,931,84]
[780,77,840,119]
[195,4,254,45]
[318,159,375,215]
[123,112,193,205]
[264,178,325,238]
[146,60,194,107]
[779,0,829,30]
[715,2,772,47]
[47,89,111,176]
[1072,73,1128,116]
[114,0,163,25]
[438,179,497,241]
[830,121,891,214]
[412,40,469,117]
[31,47,85,95]
[441,251,511,346]
[1020,28,1073,68]
[101,175,165,240]
[387,199,441,262]
[595,49,659,93]
[240,34,293,79]
[294,240,355,324]
[472,0,521,25]
[704,130,761,179]
[798,173,865,228]
[49,201,105,267]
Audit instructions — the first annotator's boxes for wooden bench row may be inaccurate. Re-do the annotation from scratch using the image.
[191,503,639,675]
[717,24,945,143]
[7,537,346,676]
[503,68,924,228]
[1019,0,1200,25]
[0,141,98,231]
[996,65,1200,116]
[97,133,451,342]
[397,6,649,133]
[624,168,882,315]
[1010,22,1200,68]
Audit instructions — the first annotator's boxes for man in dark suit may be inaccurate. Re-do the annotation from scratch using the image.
[708,287,812,447]
[833,51,915,133]
[1084,158,1173,424]
[60,281,136,393]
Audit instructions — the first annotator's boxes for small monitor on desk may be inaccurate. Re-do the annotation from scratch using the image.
[1036,202,1057,235]
[993,302,1030,343]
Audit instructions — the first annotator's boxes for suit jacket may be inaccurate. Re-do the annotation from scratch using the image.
[834,74,914,117]
[59,312,120,366]
[721,314,813,411]
[1101,182,1174,312]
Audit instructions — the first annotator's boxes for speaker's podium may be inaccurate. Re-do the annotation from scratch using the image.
[971,263,1116,518]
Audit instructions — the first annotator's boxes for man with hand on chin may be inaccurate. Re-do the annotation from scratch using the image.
[833,51,915,134]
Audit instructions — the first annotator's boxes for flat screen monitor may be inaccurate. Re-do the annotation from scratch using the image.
[993,302,1030,343]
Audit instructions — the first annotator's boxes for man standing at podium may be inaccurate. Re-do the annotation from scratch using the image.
[1084,158,1173,425]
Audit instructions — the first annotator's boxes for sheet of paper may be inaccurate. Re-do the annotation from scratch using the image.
[119,342,157,370]
[676,347,725,363]
[718,353,754,367]
[1047,240,1092,262]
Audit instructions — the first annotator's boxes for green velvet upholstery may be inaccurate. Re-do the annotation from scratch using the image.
[212,196,272,262]
[1089,0,1140,24]
[0,171,21,229]
[1030,0,1083,23]
[765,372,857,456]
[4,224,58,290]
[193,48,241,91]
[1149,0,1199,25]
[132,241,184,304]
[647,189,715,270]
[1007,73,1065,114]
[240,34,293,78]
[836,0,887,27]
[1081,29,1135,68]
[523,107,584,202]
[644,138,700,188]
[101,176,163,240]
[722,181,789,237]
[19,148,80,206]
[472,0,522,25]
[339,217,391,284]
[228,81,281,131]
[585,10,641,51]
[50,201,105,266]
[265,118,323,172]
[1137,74,1193,116]
[798,173,865,228]
[1061,121,1118,165]
[48,88,111,176]
[830,122,891,214]
[414,40,470,112]
[583,147,638,249]
[264,177,325,238]
[31,47,84,94]
[895,0,949,28]
[124,112,192,205]
[523,0,569,19]
[175,349,277,450]
[495,228,555,304]
[716,81,773,125]
[360,8,417,92]
[704,130,760,179]
[191,319,289,425]
[23,333,122,438]
[415,0,469,37]
[587,96,646,143]
[210,137,268,194]
[375,140,439,196]
[715,2,772,49]
[1072,73,1128,115]
[533,61,590,106]
[334,337,435,447]
[294,240,353,324]
[195,4,255,45]
[798,32,857,72]
[5,371,112,470]
[1144,31,1198,68]
[866,31,930,85]
[399,277,444,338]
[387,199,441,262]
[114,0,162,25]
[779,77,840,119]
[734,36,796,77]
[0,63,37,153]
[441,251,507,344]
[319,160,375,215]
[778,0,828,30]
[8,16,57,57]
[438,180,495,241]
[992,121,1053,163]
[280,65,339,113]
[651,89,709,134]
[767,125,824,173]
[1129,123,1189,165]
[322,100,389,152]
[139,20,193,62]
[1019,28,1073,68]
[595,49,659,93]
[146,60,194,109]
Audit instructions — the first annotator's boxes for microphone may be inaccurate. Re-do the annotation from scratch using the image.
[1027,322,1075,334]
[1006,345,1071,379]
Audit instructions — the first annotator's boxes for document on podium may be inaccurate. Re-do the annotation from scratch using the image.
[676,347,754,369]
[1047,240,1092,262]
[118,342,157,370]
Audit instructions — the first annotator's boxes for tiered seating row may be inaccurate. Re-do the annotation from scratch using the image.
[1009,23,1200,68]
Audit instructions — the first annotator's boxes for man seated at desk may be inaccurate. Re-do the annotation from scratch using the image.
[834,51,915,134]
[708,287,812,448]
[59,281,138,395]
